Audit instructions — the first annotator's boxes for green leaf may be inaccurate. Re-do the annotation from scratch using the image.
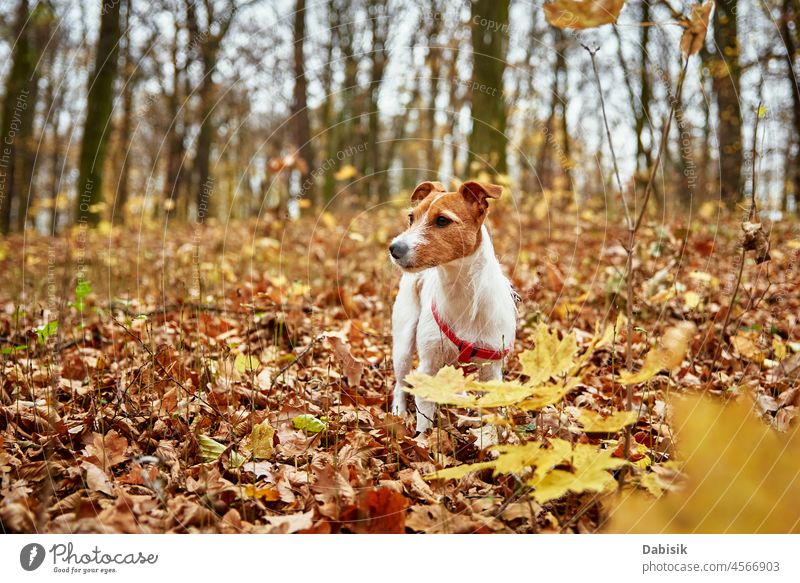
[1,345,28,355]
[198,434,226,462]
[292,414,328,434]
[35,321,58,345]
[75,279,92,312]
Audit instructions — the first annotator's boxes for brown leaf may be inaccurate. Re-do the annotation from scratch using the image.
[83,430,128,469]
[544,0,625,30]
[741,221,771,264]
[356,487,409,534]
[262,511,314,533]
[324,333,364,386]
[680,1,714,56]
[406,504,493,534]
[81,461,113,496]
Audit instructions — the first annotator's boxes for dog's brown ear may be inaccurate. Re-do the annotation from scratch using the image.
[458,181,503,210]
[410,181,446,203]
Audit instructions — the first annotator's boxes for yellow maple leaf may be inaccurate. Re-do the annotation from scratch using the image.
[520,324,578,385]
[530,443,626,503]
[577,409,638,433]
[608,395,800,533]
[516,378,579,411]
[473,380,552,408]
[620,322,696,384]
[427,439,572,481]
[404,366,476,406]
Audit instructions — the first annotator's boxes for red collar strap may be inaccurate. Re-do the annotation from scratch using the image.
[431,302,511,363]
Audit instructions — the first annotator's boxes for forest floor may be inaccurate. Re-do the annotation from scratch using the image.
[1,198,799,533]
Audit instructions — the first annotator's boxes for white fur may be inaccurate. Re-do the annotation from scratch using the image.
[391,225,517,432]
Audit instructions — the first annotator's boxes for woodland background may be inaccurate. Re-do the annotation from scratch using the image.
[0,0,799,534]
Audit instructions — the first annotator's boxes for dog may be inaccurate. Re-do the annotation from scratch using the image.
[389,180,517,432]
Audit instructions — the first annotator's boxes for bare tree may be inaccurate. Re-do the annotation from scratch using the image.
[468,0,509,176]
[712,0,743,210]
[75,0,124,226]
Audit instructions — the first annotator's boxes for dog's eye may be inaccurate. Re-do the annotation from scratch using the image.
[408,214,414,226]
[434,215,452,228]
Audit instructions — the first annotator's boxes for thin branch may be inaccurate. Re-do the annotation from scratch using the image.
[583,43,632,228]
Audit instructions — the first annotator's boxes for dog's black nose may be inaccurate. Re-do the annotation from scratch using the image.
[389,241,408,260]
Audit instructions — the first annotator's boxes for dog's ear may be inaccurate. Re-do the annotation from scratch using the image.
[458,181,503,211]
[410,181,446,203]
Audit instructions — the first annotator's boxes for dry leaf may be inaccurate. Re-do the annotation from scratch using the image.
[608,395,800,533]
[324,333,364,386]
[680,1,714,56]
[544,0,625,30]
[620,322,696,384]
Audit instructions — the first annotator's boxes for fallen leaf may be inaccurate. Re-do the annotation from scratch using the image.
[608,395,800,533]
[520,323,578,385]
[246,421,276,460]
[620,322,696,384]
[577,409,639,433]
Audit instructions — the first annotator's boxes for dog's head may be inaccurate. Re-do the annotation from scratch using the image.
[389,180,503,271]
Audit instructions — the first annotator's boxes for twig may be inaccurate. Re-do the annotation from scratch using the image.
[583,43,631,227]
[720,100,763,343]
[268,335,321,394]
[110,315,225,419]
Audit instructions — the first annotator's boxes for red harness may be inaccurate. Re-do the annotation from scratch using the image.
[431,302,511,363]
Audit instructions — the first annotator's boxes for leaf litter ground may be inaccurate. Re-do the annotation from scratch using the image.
[1,203,798,533]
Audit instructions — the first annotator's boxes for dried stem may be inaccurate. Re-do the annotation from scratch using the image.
[583,43,632,227]
[719,100,764,346]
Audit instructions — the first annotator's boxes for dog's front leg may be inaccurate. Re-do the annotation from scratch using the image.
[413,356,441,433]
[391,275,420,416]
[478,361,504,383]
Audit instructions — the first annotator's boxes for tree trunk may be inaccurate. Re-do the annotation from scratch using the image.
[0,0,37,233]
[194,51,217,220]
[75,0,123,226]
[555,30,571,191]
[366,0,389,198]
[164,17,185,220]
[112,0,134,225]
[292,0,315,202]
[712,0,743,210]
[467,0,509,176]
[424,0,443,182]
[780,0,800,211]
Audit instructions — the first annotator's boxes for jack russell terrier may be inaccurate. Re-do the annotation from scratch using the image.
[389,180,517,432]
